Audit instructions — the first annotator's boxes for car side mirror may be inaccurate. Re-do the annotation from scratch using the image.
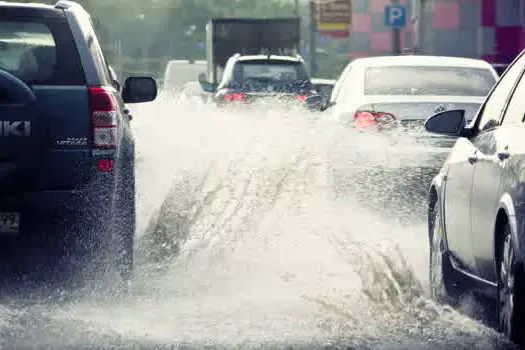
[321,100,335,111]
[198,73,217,93]
[122,77,157,104]
[424,109,466,136]
[305,94,326,111]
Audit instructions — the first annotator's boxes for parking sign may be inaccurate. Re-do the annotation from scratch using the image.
[385,5,406,28]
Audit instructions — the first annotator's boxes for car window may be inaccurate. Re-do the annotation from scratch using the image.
[225,60,310,91]
[476,56,525,131]
[0,19,85,85]
[86,18,112,86]
[501,70,525,125]
[314,84,333,95]
[364,66,496,96]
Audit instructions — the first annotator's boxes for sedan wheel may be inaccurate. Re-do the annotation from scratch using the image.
[498,227,525,345]
[429,201,459,305]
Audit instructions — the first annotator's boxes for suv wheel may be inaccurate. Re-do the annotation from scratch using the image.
[112,156,135,284]
[429,201,461,305]
[60,158,135,290]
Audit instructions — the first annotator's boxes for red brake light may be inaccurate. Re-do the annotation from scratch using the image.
[89,87,118,150]
[223,93,245,102]
[96,159,113,172]
[354,111,377,129]
[297,95,307,102]
[353,111,396,129]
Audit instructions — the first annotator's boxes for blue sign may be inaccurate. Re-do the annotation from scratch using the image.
[317,35,329,44]
[385,5,406,28]
[337,42,348,54]
[197,41,205,51]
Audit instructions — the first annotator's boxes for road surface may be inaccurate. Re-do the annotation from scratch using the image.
[0,97,515,350]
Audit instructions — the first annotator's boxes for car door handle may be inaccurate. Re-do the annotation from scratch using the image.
[468,154,478,164]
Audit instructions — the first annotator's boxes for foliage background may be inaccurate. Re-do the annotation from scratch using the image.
[14,0,350,80]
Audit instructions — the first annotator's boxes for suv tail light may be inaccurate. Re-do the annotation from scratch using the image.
[224,93,245,102]
[89,87,118,149]
[297,95,307,102]
[353,111,396,129]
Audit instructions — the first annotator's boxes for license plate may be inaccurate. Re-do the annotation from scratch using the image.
[0,212,20,234]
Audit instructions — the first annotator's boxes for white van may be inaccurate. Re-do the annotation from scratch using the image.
[162,60,207,94]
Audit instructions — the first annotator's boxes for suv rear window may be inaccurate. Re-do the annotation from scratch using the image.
[225,59,311,91]
[364,66,496,96]
[234,60,309,83]
[0,19,85,85]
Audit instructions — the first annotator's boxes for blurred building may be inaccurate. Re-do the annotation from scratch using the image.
[348,0,524,65]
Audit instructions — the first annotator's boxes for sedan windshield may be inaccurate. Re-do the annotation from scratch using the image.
[364,66,497,96]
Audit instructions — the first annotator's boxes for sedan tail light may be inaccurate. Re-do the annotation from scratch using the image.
[353,111,396,129]
[296,95,307,102]
[223,93,245,102]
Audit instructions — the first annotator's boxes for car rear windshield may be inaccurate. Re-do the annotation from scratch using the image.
[364,66,496,96]
[0,19,85,85]
[228,60,310,90]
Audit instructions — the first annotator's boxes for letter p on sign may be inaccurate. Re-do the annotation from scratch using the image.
[385,5,406,28]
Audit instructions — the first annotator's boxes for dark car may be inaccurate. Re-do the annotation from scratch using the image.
[0,1,157,285]
[209,54,313,106]
[425,48,525,346]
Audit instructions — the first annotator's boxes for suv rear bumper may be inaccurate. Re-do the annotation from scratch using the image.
[0,189,109,238]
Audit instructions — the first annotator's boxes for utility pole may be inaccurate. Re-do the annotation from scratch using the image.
[391,0,401,55]
[309,0,317,76]
[412,0,421,54]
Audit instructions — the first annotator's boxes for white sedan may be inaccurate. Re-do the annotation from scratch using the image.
[312,55,499,133]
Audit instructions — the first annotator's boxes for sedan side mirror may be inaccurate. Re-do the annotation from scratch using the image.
[305,94,327,111]
[198,73,217,93]
[424,109,466,136]
[122,77,158,104]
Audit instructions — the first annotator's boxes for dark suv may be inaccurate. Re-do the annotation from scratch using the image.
[0,1,157,284]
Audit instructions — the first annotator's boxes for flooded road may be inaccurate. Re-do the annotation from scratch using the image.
[0,98,515,349]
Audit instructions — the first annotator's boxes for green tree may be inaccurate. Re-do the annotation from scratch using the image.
[5,0,348,79]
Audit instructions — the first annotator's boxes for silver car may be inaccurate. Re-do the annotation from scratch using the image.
[322,55,499,137]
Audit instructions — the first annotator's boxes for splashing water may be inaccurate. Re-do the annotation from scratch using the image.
[0,96,513,349]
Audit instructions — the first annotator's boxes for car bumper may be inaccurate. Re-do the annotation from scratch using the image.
[0,189,109,238]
